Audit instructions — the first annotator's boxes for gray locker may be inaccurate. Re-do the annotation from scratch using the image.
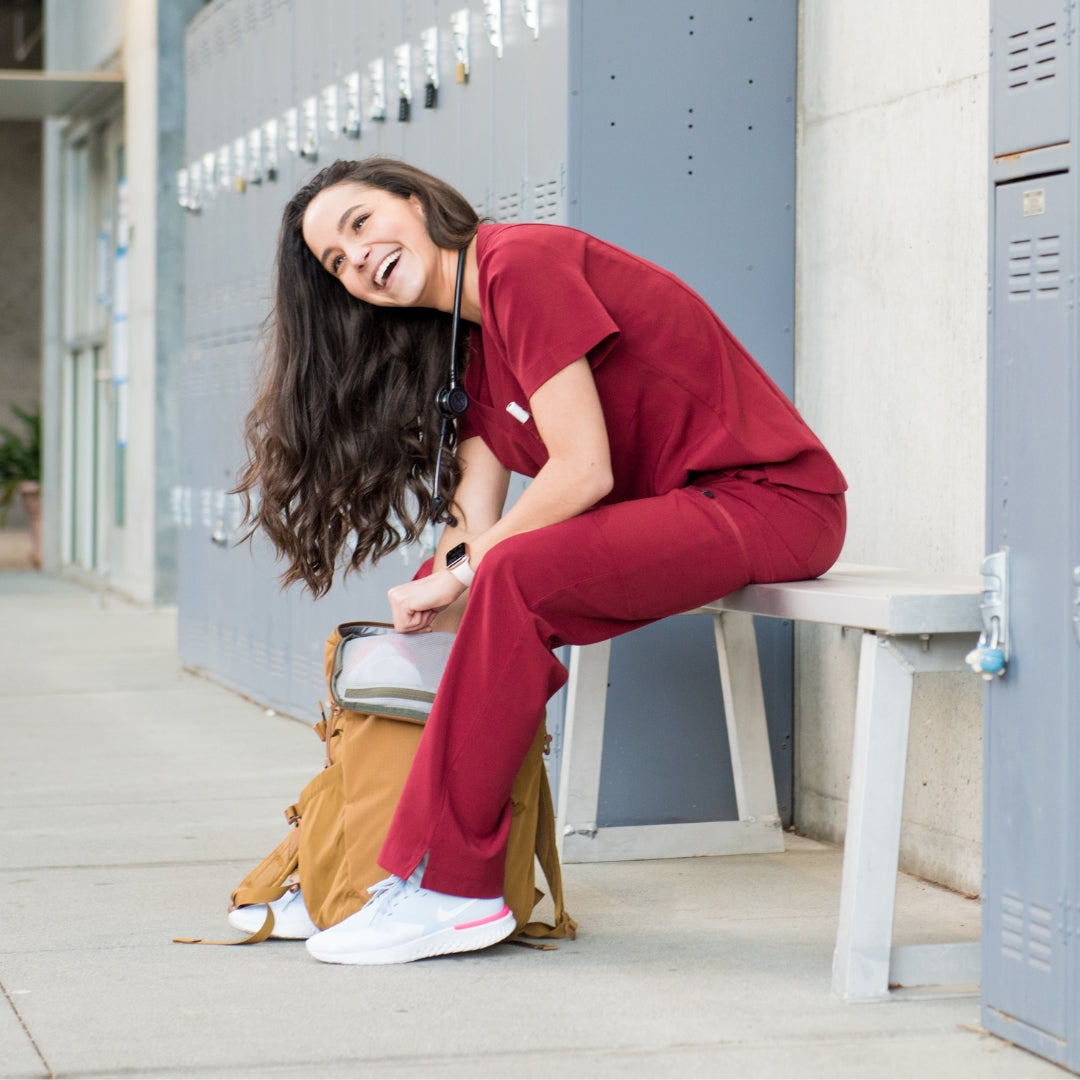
[178,0,797,826]
[568,0,797,826]
[984,1,1079,1068]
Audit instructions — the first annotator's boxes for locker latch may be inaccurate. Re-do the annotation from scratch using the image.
[966,549,1009,679]
[1073,566,1080,647]
[421,27,439,108]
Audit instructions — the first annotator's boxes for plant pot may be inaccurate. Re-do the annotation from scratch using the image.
[18,481,41,569]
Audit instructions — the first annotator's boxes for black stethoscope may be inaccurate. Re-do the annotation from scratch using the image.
[430,246,469,525]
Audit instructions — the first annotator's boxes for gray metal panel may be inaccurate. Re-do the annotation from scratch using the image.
[567,0,797,828]
[568,0,796,377]
[526,0,567,224]
[491,1,528,224]
[400,0,436,174]
[983,171,1075,1049]
[991,0,1073,158]
[459,0,495,214]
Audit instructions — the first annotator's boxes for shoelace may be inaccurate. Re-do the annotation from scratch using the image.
[364,874,419,918]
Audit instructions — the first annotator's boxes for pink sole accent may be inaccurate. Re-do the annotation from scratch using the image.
[455,904,511,931]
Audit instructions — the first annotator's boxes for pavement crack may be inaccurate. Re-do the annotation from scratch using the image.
[1,974,54,1079]
[4,857,258,873]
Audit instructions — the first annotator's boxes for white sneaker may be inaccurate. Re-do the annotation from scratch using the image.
[228,885,319,940]
[305,866,516,965]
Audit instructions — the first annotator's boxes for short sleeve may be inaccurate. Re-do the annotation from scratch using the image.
[478,226,620,401]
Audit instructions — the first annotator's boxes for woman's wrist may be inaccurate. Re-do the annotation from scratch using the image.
[445,541,475,587]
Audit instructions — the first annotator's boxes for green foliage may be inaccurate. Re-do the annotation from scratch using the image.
[0,404,42,513]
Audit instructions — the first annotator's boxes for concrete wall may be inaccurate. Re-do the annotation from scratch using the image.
[793,1,989,894]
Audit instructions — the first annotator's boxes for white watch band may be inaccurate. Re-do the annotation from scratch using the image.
[448,557,475,588]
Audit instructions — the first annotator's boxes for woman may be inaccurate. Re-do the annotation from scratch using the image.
[236,157,846,966]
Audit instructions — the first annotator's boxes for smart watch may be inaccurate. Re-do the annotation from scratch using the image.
[445,541,475,587]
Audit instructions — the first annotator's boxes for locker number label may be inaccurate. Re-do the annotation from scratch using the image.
[1022,188,1046,217]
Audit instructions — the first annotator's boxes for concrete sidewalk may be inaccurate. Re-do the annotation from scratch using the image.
[0,570,1067,1079]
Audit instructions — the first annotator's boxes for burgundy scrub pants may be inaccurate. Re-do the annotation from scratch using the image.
[379,472,846,899]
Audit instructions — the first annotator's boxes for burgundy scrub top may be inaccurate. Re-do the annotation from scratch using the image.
[457,223,846,504]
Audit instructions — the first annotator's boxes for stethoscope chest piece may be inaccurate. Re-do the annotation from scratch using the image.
[435,383,469,420]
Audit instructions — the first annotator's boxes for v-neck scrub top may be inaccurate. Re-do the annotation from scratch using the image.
[457,223,847,501]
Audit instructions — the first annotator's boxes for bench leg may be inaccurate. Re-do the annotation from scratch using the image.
[831,632,914,1001]
[558,627,782,862]
[557,641,611,859]
[714,611,781,826]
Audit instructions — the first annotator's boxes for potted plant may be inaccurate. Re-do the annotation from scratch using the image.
[0,404,42,568]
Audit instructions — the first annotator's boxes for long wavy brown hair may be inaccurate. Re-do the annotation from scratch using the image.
[234,158,479,597]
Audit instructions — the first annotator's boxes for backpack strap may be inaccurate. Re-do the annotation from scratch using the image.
[518,763,578,940]
[173,908,278,945]
[173,825,300,946]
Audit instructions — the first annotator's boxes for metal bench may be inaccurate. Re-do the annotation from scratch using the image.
[556,563,984,1001]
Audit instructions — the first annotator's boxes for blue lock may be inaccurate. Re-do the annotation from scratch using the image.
[966,615,1007,679]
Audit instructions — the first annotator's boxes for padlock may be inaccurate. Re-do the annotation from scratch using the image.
[965,618,1006,679]
[424,81,438,109]
[398,96,411,122]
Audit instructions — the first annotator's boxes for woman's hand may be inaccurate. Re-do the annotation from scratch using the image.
[387,570,468,633]
[389,358,610,634]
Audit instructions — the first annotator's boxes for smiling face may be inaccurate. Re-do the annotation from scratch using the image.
[301,181,452,310]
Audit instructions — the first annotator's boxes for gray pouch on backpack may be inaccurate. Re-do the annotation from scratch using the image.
[330,622,456,724]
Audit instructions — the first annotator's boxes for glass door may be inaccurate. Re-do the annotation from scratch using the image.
[59,118,121,573]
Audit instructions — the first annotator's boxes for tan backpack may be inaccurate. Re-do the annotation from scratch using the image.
[178,623,575,945]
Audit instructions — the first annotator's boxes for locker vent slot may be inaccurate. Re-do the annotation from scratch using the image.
[1034,235,1061,297]
[222,625,236,665]
[533,178,560,221]
[496,191,521,222]
[1007,235,1060,299]
[1005,23,1057,92]
[214,17,227,55]
[268,645,288,677]
[1007,239,1032,299]
[291,650,311,686]
[1000,892,1056,973]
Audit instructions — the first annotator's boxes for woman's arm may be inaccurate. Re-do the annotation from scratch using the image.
[469,357,612,564]
[388,435,510,632]
[388,357,612,632]
[433,437,512,566]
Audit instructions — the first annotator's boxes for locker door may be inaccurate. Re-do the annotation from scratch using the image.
[983,170,1076,1052]
[992,0,1073,158]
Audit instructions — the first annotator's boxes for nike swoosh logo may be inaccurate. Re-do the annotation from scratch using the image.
[436,900,474,922]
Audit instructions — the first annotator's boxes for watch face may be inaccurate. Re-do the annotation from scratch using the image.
[446,542,467,568]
